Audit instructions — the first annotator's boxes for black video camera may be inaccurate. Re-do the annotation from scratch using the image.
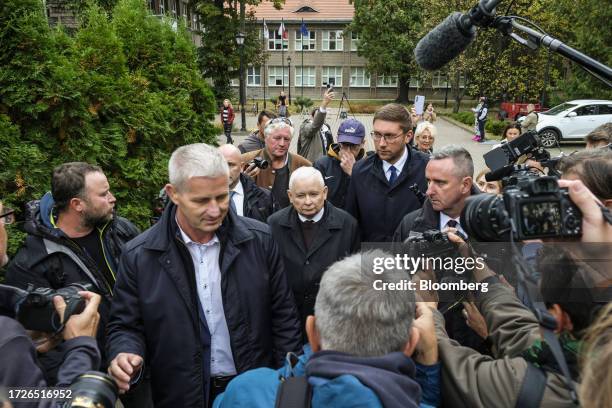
[249,156,269,170]
[462,175,582,241]
[0,283,90,332]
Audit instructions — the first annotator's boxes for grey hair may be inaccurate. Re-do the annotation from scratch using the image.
[314,250,415,357]
[289,167,324,190]
[414,122,437,140]
[264,121,294,138]
[168,143,229,191]
[431,145,474,178]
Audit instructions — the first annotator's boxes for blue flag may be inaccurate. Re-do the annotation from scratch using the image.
[301,22,309,36]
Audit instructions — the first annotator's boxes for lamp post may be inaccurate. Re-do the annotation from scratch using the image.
[287,56,292,105]
[236,32,247,131]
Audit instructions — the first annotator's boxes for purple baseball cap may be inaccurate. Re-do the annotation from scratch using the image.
[337,118,366,144]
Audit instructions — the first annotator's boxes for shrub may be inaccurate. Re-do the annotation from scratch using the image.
[0,0,217,248]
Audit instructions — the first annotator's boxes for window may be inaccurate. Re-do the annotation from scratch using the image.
[377,75,398,87]
[321,67,343,87]
[247,66,261,86]
[191,13,199,30]
[159,0,165,14]
[597,104,612,115]
[432,73,449,88]
[409,77,421,88]
[169,0,177,18]
[350,67,370,87]
[268,30,288,51]
[268,66,288,86]
[181,3,188,23]
[230,77,239,86]
[295,30,316,51]
[295,67,316,87]
[322,31,343,51]
[351,32,360,51]
[574,105,598,116]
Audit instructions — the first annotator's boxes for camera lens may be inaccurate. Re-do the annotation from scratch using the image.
[461,194,509,242]
[67,372,118,408]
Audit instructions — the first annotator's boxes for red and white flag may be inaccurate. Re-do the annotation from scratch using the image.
[279,21,288,39]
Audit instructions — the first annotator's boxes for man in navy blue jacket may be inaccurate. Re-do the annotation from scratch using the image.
[345,104,429,242]
[106,144,302,408]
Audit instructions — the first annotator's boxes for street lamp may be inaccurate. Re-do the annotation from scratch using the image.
[235,32,247,131]
[287,56,292,105]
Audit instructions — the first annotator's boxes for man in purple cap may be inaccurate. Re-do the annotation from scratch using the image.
[314,118,368,209]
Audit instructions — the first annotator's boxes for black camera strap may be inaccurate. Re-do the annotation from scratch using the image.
[508,235,579,406]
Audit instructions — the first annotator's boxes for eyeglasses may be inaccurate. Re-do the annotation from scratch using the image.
[370,131,405,142]
[0,207,15,225]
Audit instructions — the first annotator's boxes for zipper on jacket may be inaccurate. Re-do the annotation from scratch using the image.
[98,221,117,283]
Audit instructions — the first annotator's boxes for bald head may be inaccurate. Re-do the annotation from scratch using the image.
[287,167,327,218]
[218,144,243,189]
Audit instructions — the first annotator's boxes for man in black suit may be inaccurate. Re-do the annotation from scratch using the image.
[268,167,359,334]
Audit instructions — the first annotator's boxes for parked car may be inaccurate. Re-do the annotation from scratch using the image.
[535,100,612,147]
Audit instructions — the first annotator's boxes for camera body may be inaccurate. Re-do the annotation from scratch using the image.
[462,174,582,241]
[15,283,89,332]
[249,156,269,170]
[484,130,548,171]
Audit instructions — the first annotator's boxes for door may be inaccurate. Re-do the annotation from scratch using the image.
[563,104,599,139]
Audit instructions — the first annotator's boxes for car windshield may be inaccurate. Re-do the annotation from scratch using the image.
[542,103,578,115]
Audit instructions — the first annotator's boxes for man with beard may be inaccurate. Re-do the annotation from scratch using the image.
[5,163,140,389]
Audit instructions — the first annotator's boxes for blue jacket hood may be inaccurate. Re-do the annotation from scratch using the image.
[38,191,55,229]
[306,350,421,408]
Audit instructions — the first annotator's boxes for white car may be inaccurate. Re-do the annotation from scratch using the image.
[535,99,612,147]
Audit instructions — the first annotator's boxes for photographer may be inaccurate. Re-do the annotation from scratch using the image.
[415,180,611,407]
[297,88,334,163]
[0,291,101,406]
[241,119,311,209]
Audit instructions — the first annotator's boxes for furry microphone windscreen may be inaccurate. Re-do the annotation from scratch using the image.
[414,12,476,71]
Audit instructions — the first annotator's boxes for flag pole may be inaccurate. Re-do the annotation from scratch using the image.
[301,18,304,98]
[281,18,285,93]
[263,19,267,109]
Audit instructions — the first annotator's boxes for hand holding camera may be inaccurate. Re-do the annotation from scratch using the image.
[55,291,101,341]
[243,156,268,179]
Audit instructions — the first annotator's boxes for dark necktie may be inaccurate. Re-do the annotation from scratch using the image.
[229,190,237,213]
[446,219,458,229]
[389,165,398,185]
[301,220,316,250]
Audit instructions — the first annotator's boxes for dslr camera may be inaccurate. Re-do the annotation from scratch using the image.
[0,283,90,332]
[248,156,269,170]
[463,131,582,241]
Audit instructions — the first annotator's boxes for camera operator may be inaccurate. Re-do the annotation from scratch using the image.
[241,118,311,209]
[415,179,611,408]
[0,291,101,407]
[3,163,142,402]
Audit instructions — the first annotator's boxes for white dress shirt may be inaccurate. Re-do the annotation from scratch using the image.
[382,146,408,182]
[177,220,237,376]
[231,180,245,217]
[439,212,467,237]
[297,207,325,223]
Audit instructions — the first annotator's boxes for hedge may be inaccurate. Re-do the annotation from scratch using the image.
[0,0,217,260]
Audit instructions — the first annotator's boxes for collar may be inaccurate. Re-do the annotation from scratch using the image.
[175,215,219,246]
[298,206,325,223]
[232,180,244,196]
[382,146,408,175]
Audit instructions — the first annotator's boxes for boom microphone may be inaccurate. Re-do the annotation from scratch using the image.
[414,0,501,71]
[414,12,476,71]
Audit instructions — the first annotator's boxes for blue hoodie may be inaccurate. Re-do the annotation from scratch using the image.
[213,346,440,408]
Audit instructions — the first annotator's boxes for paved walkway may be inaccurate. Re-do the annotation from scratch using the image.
[218,109,583,176]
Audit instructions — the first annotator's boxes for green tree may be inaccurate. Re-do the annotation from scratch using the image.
[0,0,217,246]
[194,0,284,104]
[348,0,424,103]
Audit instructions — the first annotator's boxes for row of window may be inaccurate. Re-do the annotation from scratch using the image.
[238,67,462,89]
[268,30,358,52]
[149,0,201,30]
